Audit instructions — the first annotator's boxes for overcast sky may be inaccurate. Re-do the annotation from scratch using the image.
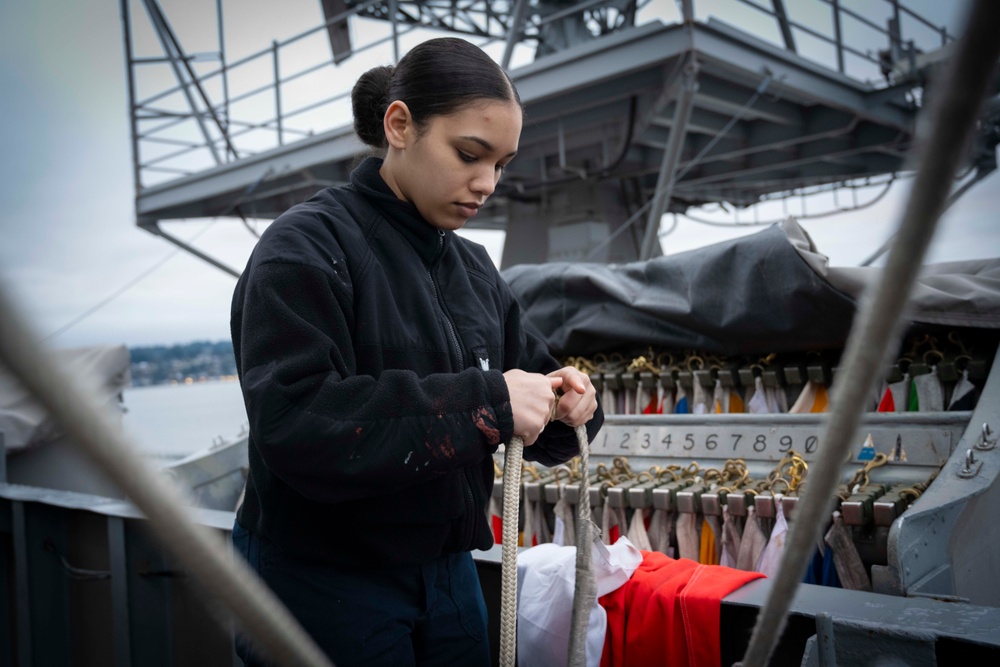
[0,0,994,352]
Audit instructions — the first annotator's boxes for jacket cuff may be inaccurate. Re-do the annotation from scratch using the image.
[485,369,515,450]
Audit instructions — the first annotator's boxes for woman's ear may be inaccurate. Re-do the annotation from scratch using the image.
[383,100,412,150]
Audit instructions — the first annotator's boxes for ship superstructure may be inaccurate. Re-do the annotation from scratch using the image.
[2,2,999,665]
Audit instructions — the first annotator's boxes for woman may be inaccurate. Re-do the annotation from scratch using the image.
[230,37,603,666]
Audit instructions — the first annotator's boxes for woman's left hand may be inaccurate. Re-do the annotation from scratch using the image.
[546,367,598,427]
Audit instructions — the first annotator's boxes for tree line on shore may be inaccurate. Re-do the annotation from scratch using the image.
[129,340,237,386]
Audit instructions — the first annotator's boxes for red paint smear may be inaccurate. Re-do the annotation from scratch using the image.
[473,407,500,445]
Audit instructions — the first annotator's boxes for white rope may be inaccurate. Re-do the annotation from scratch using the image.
[499,424,592,667]
[0,282,334,667]
[499,434,524,667]
[567,425,596,667]
[737,2,1000,665]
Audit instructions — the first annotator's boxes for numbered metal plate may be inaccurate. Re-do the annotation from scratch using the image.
[591,414,967,467]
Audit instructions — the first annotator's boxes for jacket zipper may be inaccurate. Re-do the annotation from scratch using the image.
[428,229,476,549]
[427,229,464,370]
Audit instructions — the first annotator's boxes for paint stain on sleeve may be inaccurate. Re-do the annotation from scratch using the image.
[423,431,457,461]
[473,407,500,446]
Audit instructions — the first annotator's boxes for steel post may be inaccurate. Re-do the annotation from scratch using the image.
[272,41,283,146]
[502,0,530,70]
[639,56,698,260]
[12,502,30,667]
[109,517,132,667]
[771,0,797,53]
[142,222,241,278]
[119,0,144,193]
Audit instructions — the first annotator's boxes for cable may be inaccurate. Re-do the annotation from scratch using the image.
[680,177,898,229]
[40,220,218,343]
[220,165,283,240]
[657,212,680,238]
[596,96,638,178]
[671,73,773,185]
[737,2,1000,664]
[859,166,993,266]
[583,198,654,260]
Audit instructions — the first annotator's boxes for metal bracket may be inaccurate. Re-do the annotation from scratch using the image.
[799,611,939,667]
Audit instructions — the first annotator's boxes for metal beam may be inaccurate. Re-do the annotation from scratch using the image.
[771,0,797,53]
[666,106,856,169]
[693,20,913,129]
[120,0,144,194]
[518,64,664,127]
[647,105,746,138]
[132,15,924,226]
[320,0,353,63]
[501,0,529,69]
[517,98,633,154]
[140,0,223,166]
[831,0,845,73]
[141,222,241,278]
[513,21,688,102]
[684,122,904,186]
[673,162,895,196]
[723,578,1000,655]
[693,75,800,126]
[136,126,364,219]
[640,56,698,260]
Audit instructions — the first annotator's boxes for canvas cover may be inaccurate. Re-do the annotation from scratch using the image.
[502,219,1000,357]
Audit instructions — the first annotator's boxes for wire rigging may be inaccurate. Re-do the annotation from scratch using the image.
[673,176,899,232]
[41,220,220,343]
[860,165,994,266]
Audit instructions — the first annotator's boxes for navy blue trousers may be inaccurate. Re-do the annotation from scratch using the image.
[232,521,490,667]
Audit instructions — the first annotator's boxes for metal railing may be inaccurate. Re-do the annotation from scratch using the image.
[120,0,954,192]
[733,0,952,76]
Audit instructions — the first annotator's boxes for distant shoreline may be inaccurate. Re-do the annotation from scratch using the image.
[128,375,240,389]
[129,340,237,387]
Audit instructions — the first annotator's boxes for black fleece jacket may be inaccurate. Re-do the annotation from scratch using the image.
[230,157,603,565]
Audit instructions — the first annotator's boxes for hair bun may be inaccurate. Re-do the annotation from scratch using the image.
[351,65,394,149]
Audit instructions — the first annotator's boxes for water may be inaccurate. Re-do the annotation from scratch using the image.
[122,380,248,460]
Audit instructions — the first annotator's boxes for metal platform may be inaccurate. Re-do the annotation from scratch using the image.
[134,17,921,217]
[121,0,970,267]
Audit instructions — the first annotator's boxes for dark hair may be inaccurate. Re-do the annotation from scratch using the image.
[351,37,522,149]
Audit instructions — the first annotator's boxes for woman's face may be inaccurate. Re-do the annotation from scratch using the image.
[381,99,522,231]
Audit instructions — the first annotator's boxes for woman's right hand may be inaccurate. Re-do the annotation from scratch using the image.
[502,369,563,446]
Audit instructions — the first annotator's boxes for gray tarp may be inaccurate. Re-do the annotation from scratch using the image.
[0,344,130,452]
[502,219,1000,357]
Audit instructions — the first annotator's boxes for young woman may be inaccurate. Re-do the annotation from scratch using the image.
[230,37,603,666]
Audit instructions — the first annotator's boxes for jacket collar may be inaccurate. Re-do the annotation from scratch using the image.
[350,156,450,266]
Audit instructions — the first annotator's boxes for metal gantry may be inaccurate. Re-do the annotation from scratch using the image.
[118,0,980,268]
